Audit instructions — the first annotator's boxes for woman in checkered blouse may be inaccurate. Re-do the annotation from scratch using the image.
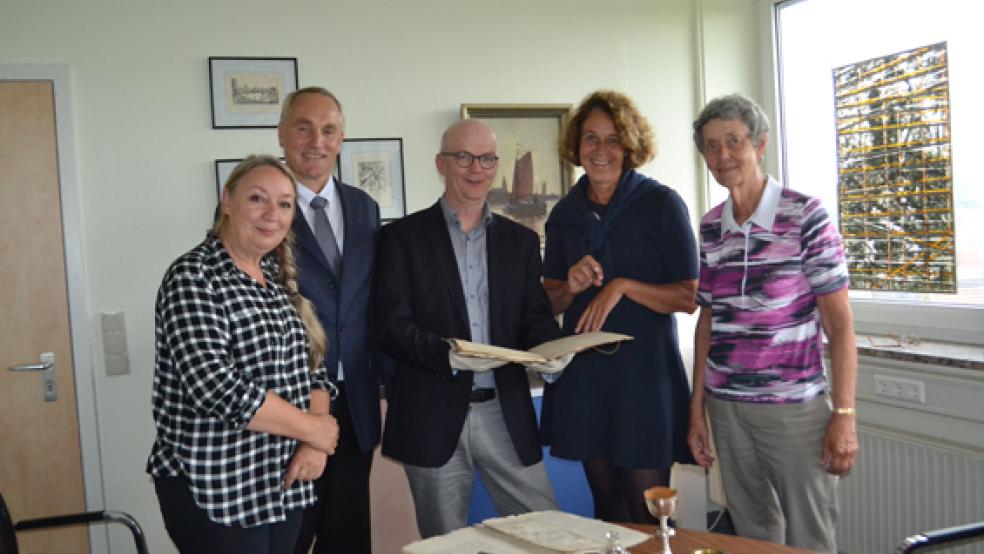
[147,156,340,553]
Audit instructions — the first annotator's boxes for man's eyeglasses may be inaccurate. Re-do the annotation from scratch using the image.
[440,151,499,169]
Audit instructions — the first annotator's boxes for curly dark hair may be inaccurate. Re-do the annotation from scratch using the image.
[559,90,656,170]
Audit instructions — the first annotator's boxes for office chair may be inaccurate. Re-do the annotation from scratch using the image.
[0,492,148,554]
[898,521,984,553]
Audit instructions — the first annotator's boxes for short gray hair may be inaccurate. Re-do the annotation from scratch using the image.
[692,93,770,152]
[279,86,345,129]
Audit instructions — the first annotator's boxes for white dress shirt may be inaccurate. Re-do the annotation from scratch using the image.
[296,175,345,256]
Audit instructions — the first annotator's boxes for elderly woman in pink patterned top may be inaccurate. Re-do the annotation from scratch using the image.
[686,94,858,554]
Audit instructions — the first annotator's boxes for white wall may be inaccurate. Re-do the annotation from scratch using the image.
[0,1,761,551]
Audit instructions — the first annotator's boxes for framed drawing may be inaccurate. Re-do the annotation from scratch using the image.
[208,57,298,128]
[460,103,573,243]
[338,138,406,220]
[214,158,240,198]
[214,157,296,199]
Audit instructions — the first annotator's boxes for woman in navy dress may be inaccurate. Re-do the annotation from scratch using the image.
[541,90,698,523]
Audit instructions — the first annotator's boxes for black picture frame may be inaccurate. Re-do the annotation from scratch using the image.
[214,157,297,200]
[208,57,298,129]
[337,138,407,220]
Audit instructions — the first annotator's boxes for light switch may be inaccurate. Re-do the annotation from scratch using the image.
[101,311,130,376]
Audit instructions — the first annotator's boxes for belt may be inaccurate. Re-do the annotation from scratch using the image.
[469,388,496,403]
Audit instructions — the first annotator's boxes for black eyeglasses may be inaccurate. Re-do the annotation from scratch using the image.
[440,151,499,169]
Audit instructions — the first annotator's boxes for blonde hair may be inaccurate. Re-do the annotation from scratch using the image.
[214,155,328,371]
[559,90,656,170]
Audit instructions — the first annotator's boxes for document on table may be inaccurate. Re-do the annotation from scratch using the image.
[402,510,649,553]
[402,525,554,554]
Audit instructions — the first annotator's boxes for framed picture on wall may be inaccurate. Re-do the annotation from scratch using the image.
[338,138,406,221]
[214,158,241,198]
[460,103,574,244]
[208,57,298,128]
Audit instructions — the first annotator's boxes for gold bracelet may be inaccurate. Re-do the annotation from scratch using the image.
[834,407,856,416]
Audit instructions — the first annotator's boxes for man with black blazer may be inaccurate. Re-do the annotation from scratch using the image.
[280,87,384,554]
[374,119,568,538]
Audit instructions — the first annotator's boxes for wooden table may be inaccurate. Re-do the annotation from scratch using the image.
[621,524,817,554]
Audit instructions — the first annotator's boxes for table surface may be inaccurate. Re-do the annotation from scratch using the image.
[621,524,817,554]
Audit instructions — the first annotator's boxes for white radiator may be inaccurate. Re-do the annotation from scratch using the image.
[837,427,984,553]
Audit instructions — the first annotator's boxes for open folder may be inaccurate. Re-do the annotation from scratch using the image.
[447,331,633,369]
[403,510,649,553]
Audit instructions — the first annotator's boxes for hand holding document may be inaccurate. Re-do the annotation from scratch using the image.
[524,353,574,375]
[448,351,509,372]
[446,331,633,372]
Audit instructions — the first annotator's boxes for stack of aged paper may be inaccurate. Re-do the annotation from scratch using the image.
[402,510,649,553]
[447,332,633,369]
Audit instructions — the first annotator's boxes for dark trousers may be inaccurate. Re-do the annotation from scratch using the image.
[294,388,374,554]
[154,475,302,554]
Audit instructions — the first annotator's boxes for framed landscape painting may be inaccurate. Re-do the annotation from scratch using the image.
[460,103,573,243]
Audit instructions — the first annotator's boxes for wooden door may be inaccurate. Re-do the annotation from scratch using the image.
[0,81,89,553]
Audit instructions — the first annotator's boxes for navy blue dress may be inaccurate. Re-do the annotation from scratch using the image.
[541,169,698,468]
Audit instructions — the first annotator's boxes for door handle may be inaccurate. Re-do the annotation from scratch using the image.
[6,352,58,401]
[8,362,53,372]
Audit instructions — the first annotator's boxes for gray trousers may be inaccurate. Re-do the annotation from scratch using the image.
[707,395,839,553]
[403,397,558,538]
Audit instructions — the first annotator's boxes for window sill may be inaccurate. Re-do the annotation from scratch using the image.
[854,334,984,372]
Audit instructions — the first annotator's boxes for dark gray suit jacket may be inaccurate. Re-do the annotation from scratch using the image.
[292,181,388,452]
[374,201,561,467]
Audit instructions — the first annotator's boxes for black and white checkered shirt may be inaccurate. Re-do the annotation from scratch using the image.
[147,234,329,527]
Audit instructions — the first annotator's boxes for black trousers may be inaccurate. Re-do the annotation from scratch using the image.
[294,388,375,554]
[154,475,302,554]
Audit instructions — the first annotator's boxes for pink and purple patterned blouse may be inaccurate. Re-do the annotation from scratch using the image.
[697,176,849,404]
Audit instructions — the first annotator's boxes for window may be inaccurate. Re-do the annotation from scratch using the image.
[773,0,983,343]
[833,42,954,294]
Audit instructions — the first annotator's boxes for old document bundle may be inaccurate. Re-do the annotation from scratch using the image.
[403,510,650,553]
[447,331,633,370]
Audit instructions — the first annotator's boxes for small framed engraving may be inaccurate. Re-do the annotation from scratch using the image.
[208,57,298,128]
[338,138,406,221]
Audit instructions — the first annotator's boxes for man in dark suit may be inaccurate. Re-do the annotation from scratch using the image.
[280,87,384,554]
[374,119,567,538]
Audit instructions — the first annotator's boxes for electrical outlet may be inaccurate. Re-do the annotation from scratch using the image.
[873,374,926,404]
